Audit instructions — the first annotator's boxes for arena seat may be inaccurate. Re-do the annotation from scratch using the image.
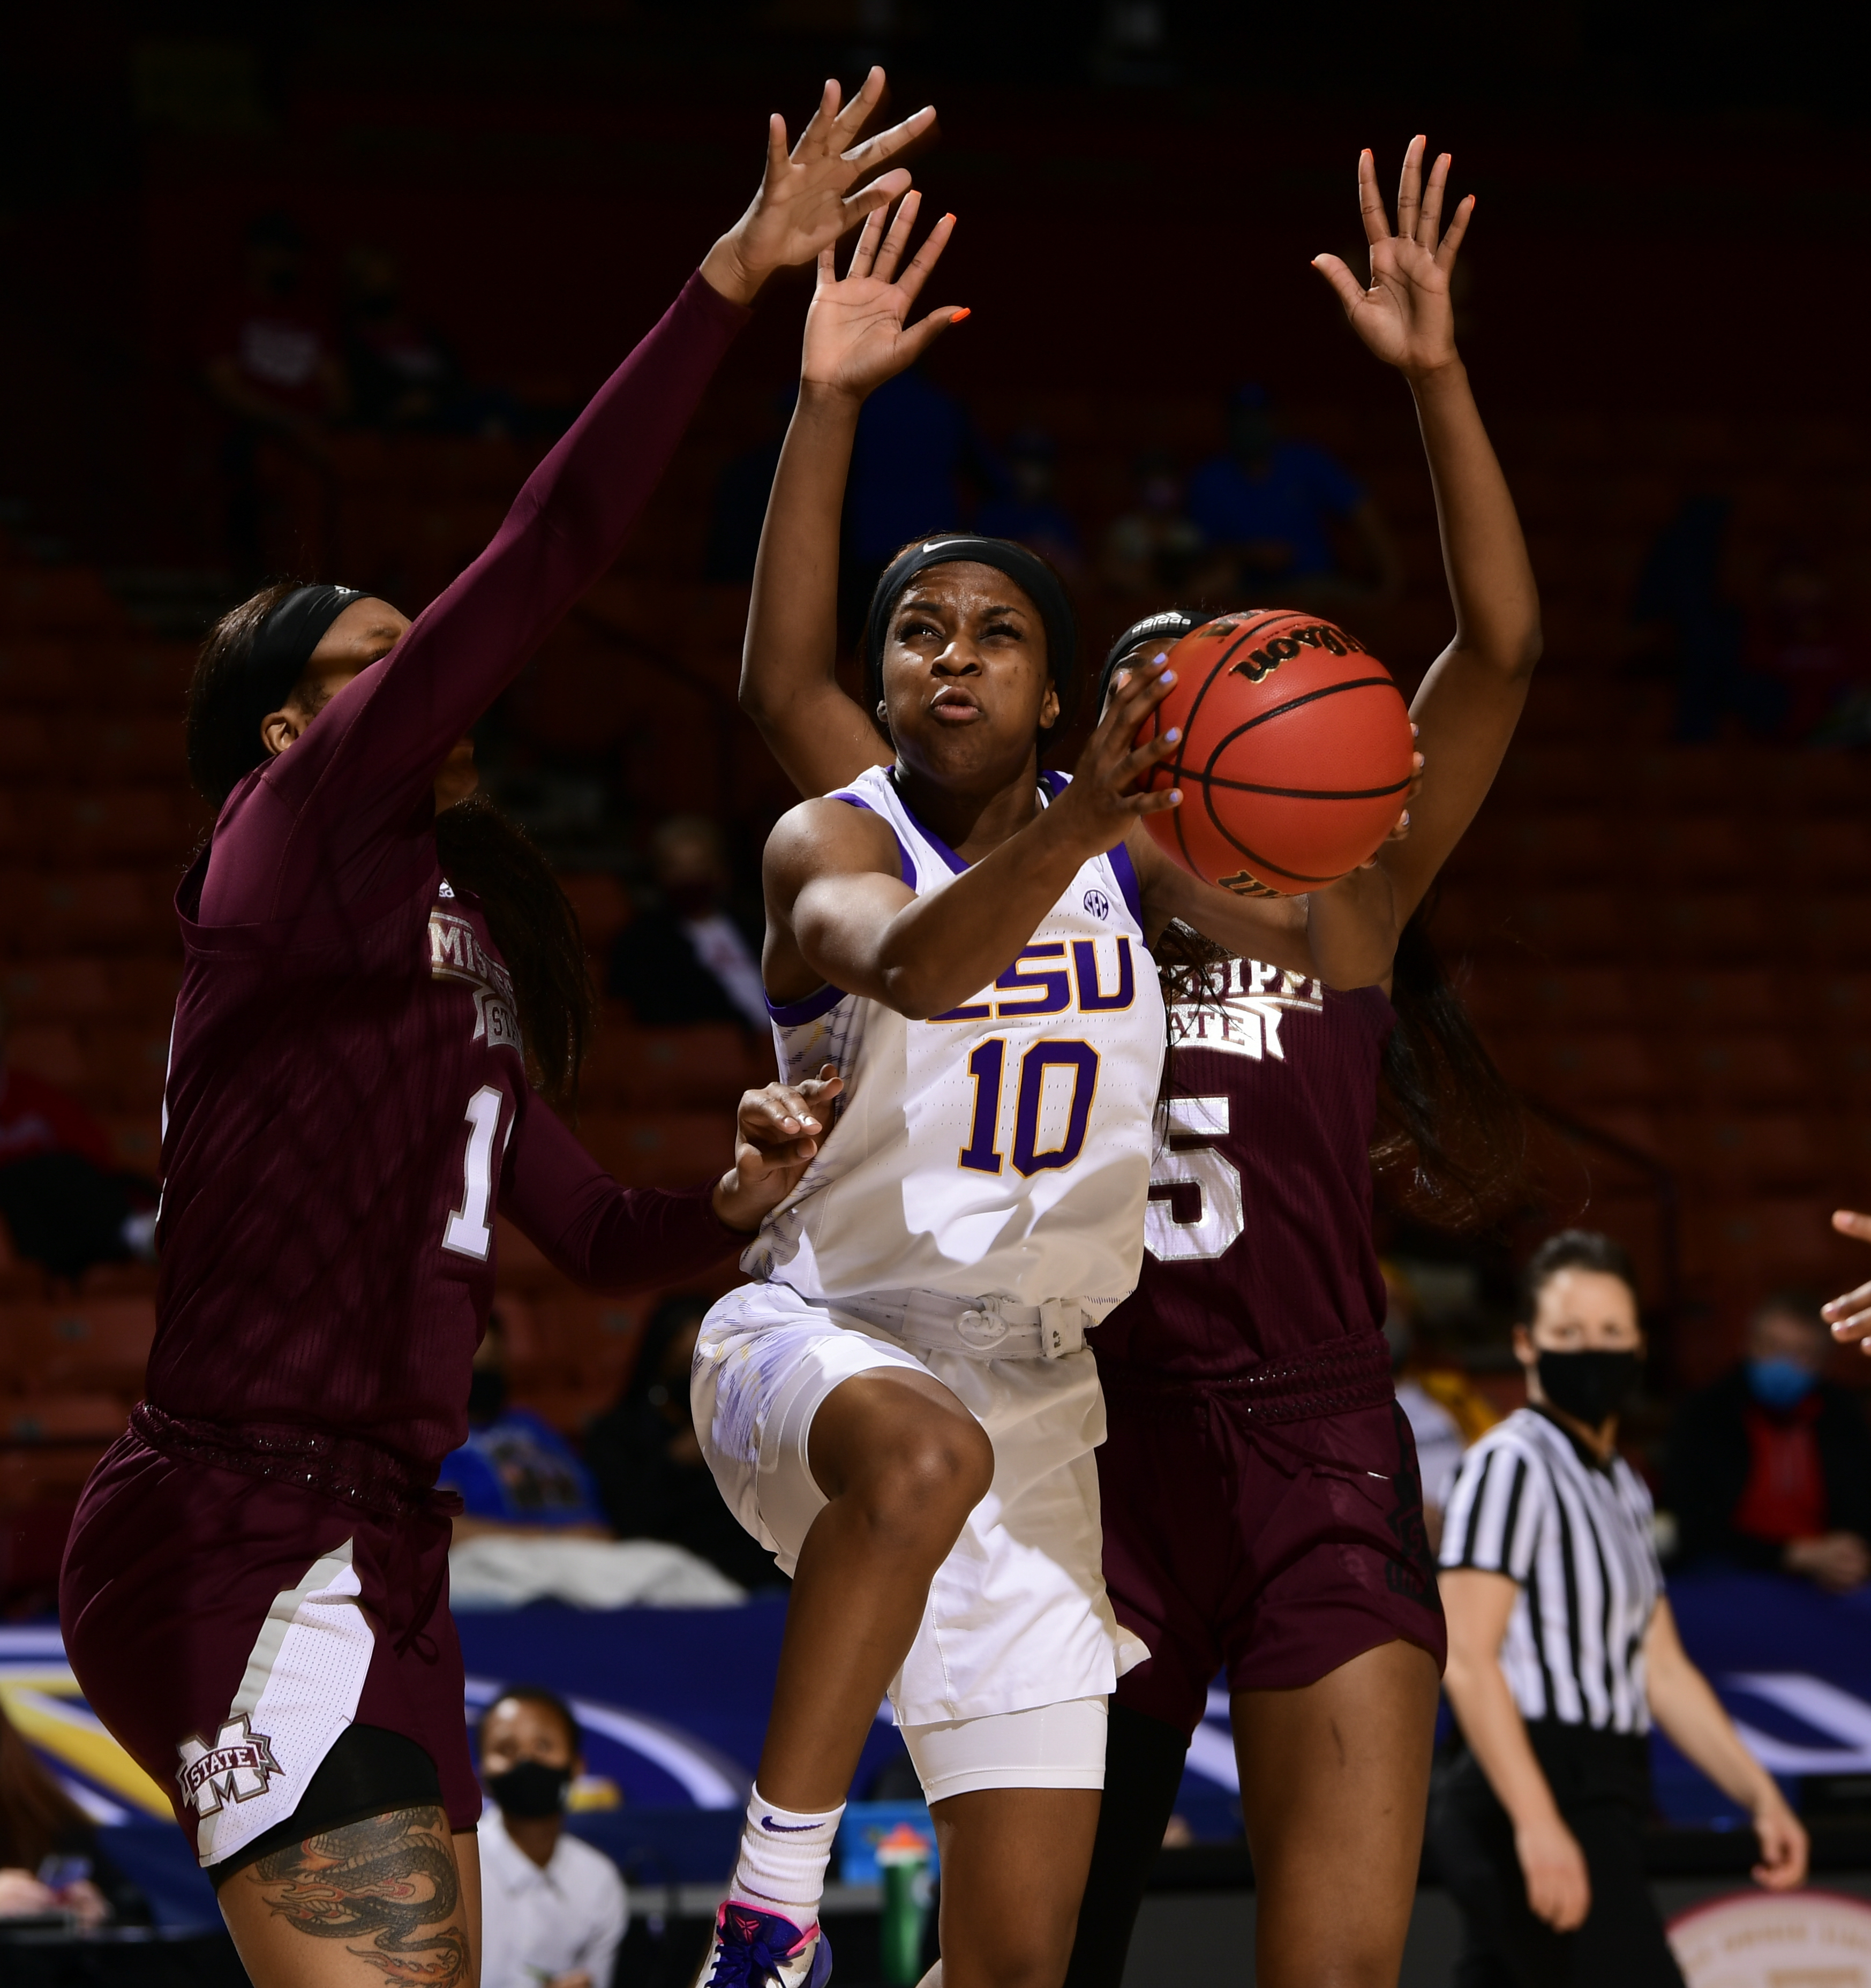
[78,1020,172,1110]
[1794,895,1871,962]
[1644,890,1774,962]
[528,1292,646,1400]
[1687,1197,1857,1284]
[0,568,125,635]
[0,871,169,953]
[1492,1029,1667,1105]
[59,715,186,784]
[556,873,633,960]
[0,1446,109,1513]
[1464,967,1637,1031]
[0,1394,129,1443]
[1776,819,1871,882]
[573,1110,738,1189]
[1668,1035,1814,1107]
[1633,816,1761,886]
[4,1021,86,1088]
[1675,1110,1834,1192]
[1450,813,1621,884]
[579,1020,771,1110]
[1655,969,1781,1030]
[9,1299,156,1395]
[0,639,76,705]
[0,712,52,775]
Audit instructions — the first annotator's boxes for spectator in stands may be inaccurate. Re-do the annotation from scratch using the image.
[0,1001,156,1280]
[340,244,471,434]
[1101,451,1208,598]
[476,1686,627,1988]
[1752,548,1871,744]
[1628,494,1786,742]
[1383,1261,1496,1551]
[199,210,346,582]
[974,426,1085,578]
[1668,1291,1871,1593]
[583,1292,786,1591]
[704,386,796,585]
[438,1313,610,1540]
[608,815,768,1033]
[0,1699,148,1926]
[1186,383,1400,609]
[839,364,993,630]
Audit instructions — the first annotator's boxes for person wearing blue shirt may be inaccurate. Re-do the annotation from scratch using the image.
[1186,383,1401,608]
[439,1319,608,1537]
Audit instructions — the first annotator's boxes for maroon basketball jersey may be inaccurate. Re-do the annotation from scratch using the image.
[1093,954,1394,1380]
[144,272,749,1474]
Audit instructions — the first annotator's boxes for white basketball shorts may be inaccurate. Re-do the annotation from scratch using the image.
[692,1281,1147,1744]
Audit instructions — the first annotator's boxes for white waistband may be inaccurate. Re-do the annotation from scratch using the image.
[837,1290,1092,1360]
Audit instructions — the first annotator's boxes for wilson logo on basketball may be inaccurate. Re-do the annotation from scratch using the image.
[1227,620,1367,683]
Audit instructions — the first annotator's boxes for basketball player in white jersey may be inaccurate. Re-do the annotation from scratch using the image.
[692,194,1415,1988]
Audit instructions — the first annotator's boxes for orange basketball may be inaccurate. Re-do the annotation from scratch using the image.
[1134,610,1414,896]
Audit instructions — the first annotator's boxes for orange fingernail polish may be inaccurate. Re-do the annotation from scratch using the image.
[942,213,957,224]
[949,307,971,323]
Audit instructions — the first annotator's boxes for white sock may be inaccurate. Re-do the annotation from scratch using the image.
[726,1784,844,1930]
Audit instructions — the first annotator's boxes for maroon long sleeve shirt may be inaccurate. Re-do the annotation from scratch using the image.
[148,270,750,1474]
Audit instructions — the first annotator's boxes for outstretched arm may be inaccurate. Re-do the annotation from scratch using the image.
[501,1068,844,1287]
[266,78,938,885]
[741,192,966,798]
[1313,138,1542,925]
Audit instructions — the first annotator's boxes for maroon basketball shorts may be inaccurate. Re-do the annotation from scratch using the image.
[60,1414,481,1869]
[1097,1376,1446,1736]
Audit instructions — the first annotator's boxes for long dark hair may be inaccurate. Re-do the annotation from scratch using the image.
[1155,898,1524,1229]
[187,585,595,1108]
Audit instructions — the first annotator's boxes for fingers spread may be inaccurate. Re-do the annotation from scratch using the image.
[1418,149,1451,250]
[845,102,938,168]
[794,78,842,159]
[842,166,913,227]
[846,201,889,278]
[765,112,791,179]
[1436,192,1476,269]
[831,64,886,137]
[896,208,956,301]
[1311,252,1366,315]
[1356,147,1389,246]
[1395,132,1426,237]
[872,188,922,284]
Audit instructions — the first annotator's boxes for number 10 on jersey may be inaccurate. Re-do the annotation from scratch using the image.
[959,1038,1100,1178]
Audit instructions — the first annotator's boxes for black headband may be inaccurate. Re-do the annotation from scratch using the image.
[864,535,1079,734]
[1097,609,1199,712]
[246,584,370,711]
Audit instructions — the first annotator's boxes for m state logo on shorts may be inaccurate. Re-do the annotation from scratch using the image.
[176,1713,282,1817]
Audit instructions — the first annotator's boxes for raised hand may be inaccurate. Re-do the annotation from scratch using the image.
[1050,656,1183,856]
[802,190,964,401]
[1822,1209,1871,1350]
[1312,135,1471,380]
[703,69,937,307]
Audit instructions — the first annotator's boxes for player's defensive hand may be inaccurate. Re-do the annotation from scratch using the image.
[802,191,964,403]
[713,1065,845,1232]
[1312,135,1470,383]
[1513,1812,1591,1932]
[1750,1793,1810,1891]
[703,70,936,307]
[1048,655,1182,860]
[1823,1210,1871,1350]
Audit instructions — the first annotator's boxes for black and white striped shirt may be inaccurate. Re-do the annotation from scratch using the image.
[1440,1406,1663,1734]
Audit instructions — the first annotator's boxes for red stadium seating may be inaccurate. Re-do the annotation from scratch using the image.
[1491,1030,1667,1106]
[1668,1035,1815,1107]
[575,1110,738,1189]
[0,871,169,953]
[0,1394,129,1443]
[579,1019,773,1110]
[5,1299,155,1395]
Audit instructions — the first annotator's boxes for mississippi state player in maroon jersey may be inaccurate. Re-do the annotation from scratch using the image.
[1062,140,1539,1988]
[58,75,933,1988]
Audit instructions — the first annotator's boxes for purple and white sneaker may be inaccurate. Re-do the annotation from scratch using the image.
[698,1901,833,1988]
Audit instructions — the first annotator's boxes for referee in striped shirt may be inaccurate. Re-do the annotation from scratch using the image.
[1430,1230,1807,1986]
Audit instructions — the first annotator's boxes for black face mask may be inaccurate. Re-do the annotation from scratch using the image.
[487,1759,572,1819]
[467,1368,507,1425]
[1536,1349,1642,1428]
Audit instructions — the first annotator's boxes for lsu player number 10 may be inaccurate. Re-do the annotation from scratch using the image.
[740,763,1164,1326]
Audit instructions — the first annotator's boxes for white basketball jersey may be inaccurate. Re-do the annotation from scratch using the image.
[745,764,1166,1317]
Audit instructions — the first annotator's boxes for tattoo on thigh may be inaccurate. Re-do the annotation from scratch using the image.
[244,1805,467,1984]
